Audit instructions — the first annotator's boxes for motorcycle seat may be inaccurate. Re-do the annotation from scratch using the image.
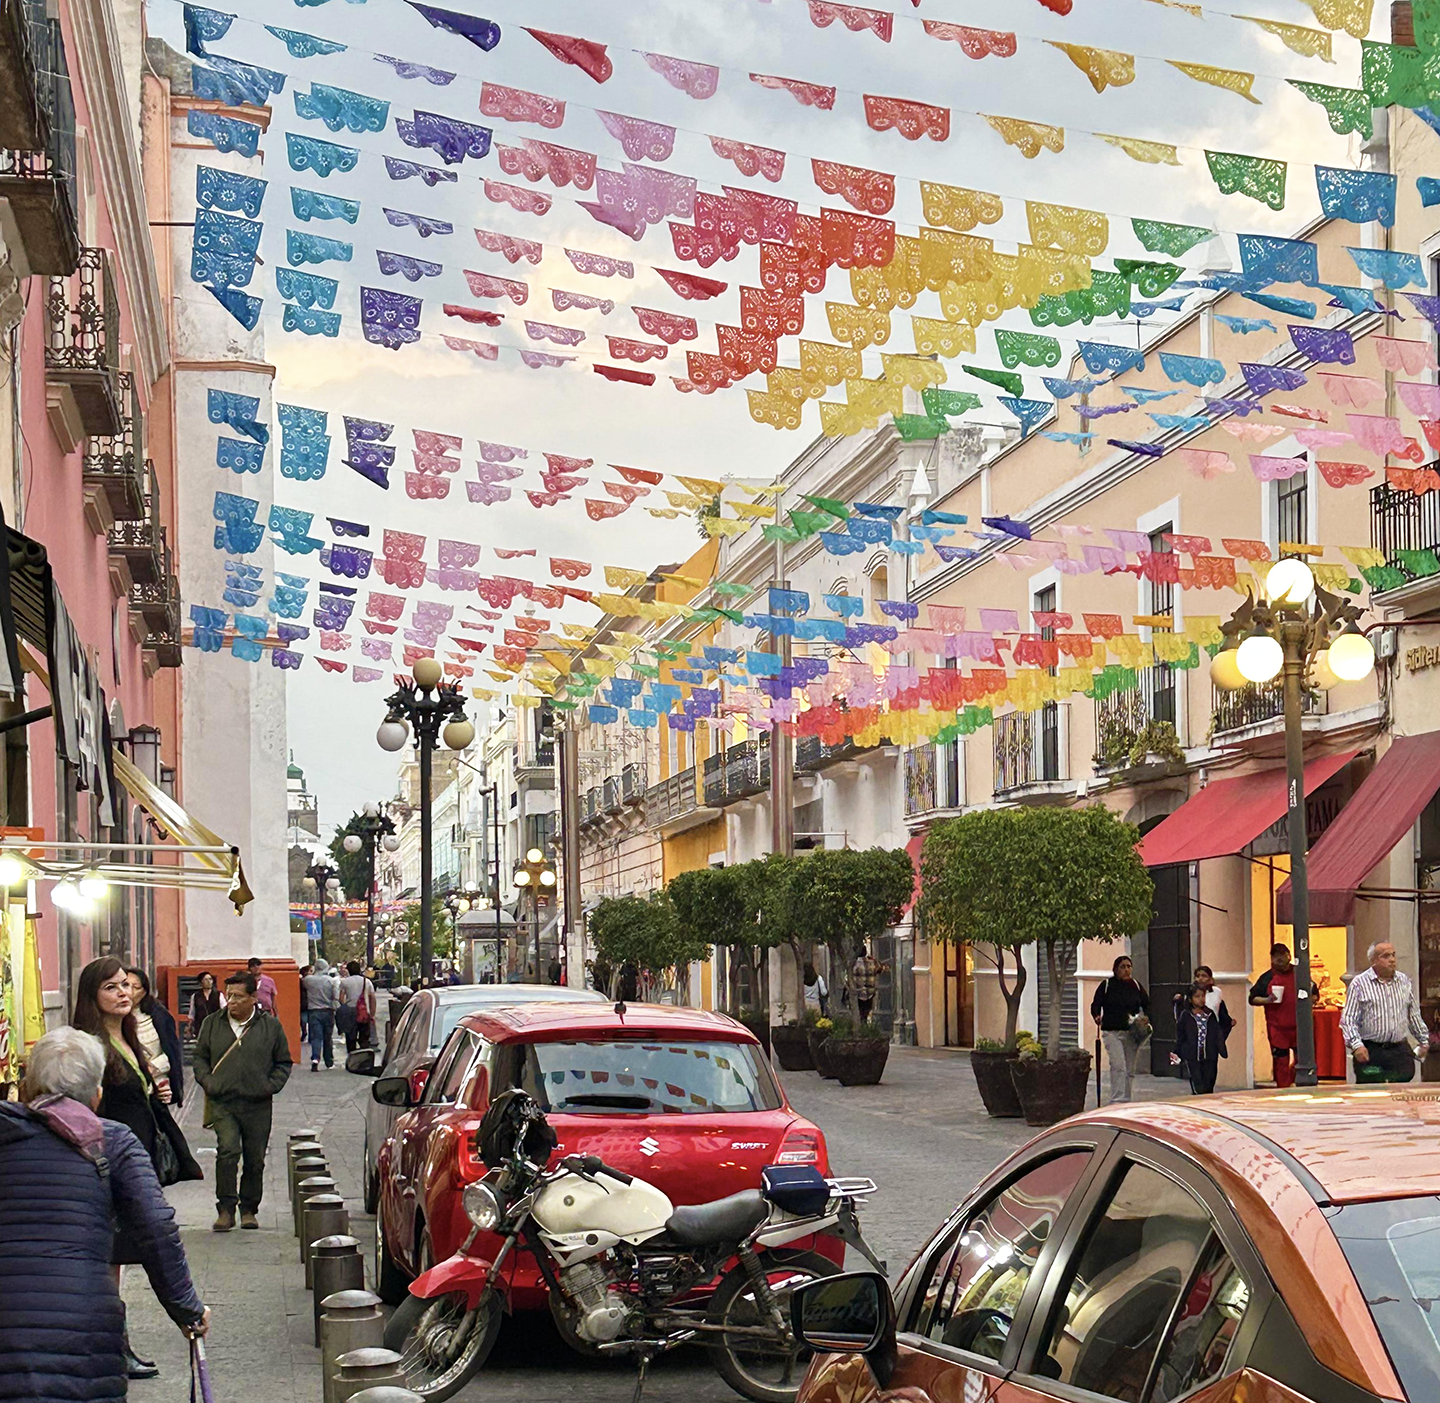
[664,1190,769,1247]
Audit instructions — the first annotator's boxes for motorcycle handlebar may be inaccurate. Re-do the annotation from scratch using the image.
[562,1153,634,1186]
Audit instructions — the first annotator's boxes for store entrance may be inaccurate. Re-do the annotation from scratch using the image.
[1145,861,1191,1076]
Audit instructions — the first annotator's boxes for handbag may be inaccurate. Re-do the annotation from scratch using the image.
[356,982,373,1025]
[150,1099,183,1186]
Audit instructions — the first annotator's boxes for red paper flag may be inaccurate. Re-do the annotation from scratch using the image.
[551,557,592,579]
[612,465,663,485]
[524,27,613,82]
[594,364,657,386]
[862,94,951,141]
[656,267,728,300]
[811,159,896,215]
[585,498,630,519]
[443,304,504,326]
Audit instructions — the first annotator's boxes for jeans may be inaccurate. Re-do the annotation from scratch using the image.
[1185,1059,1218,1095]
[210,1096,273,1212]
[308,1009,335,1067]
[1359,1039,1417,1083]
[1102,1030,1141,1103]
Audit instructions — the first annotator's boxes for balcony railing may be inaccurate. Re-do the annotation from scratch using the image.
[994,705,1068,794]
[905,739,964,816]
[581,786,601,824]
[131,574,181,669]
[621,761,647,803]
[795,734,877,772]
[108,462,165,584]
[83,371,147,524]
[1211,681,1325,735]
[1094,665,1180,768]
[0,0,78,275]
[644,767,700,828]
[47,247,121,434]
[1371,481,1440,588]
[602,775,623,813]
[702,737,771,807]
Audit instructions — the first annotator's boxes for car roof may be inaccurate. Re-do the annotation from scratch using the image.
[424,984,607,1005]
[455,1001,758,1044]
[1076,1086,1440,1204]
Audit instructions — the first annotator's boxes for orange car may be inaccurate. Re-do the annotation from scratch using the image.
[790,1088,1440,1403]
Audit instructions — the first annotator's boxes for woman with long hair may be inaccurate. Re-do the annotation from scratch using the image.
[126,967,184,1108]
[189,969,223,1036]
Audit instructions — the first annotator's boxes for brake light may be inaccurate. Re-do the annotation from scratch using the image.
[408,1067,430,1102]
[775,1128,821,1166]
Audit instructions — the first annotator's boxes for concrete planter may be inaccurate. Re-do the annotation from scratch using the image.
[970,1048,1023,1118]
[771,1024,814,1071]
[1009,1052,1093,1127]
[825,1037,889,1086]
[807,1028,837,1079]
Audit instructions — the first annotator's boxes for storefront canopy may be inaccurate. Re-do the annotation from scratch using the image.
[1277,733,1440,926]
[1137,750,1357,869]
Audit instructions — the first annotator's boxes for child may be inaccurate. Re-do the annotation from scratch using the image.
[1172,983,1234,1095]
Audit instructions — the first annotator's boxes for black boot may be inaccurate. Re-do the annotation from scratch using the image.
[124,1332,158,1380]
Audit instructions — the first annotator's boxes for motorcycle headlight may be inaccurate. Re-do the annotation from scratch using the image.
[463,1181,503,1232]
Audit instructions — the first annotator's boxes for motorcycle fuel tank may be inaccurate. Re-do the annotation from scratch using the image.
[533,1173,674,1243]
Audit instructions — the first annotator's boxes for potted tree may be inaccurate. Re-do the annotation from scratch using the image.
[824,1017,891,1084]
[1006,807,1153,1126]
[919,814,1035,1118]
[587,892,709,1005]
[808,1014,839,1078]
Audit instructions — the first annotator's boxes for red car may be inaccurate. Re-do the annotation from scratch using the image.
[372,1002,838,1309]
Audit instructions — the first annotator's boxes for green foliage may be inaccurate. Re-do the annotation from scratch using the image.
[786,846,915,969]
[667,866,759,951]
[588,892,709,977]
[397,898,454,961]
[327,813,372,900]
[920,807,1153,1059]
[1127,721,1184,768]
[833,1018,886,1044]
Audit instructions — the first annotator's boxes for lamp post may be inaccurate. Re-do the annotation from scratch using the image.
[303,861,340,960]
[342,802,399,968]
[1212,560,1377,1088]
[376,658,474,983]
[513,847,556,982]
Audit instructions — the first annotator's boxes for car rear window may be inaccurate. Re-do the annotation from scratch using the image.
[517,1039,782,1114]
[1329,1195,1440,1403]
[430,990,600,1048]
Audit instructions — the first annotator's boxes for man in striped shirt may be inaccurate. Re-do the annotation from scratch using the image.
[1339,942,1432,1083]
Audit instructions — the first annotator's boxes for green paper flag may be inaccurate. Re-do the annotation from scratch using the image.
[893,413,950,441]
[763,523,803,544]
[963,364,1025,397]
[713,607,743,624]
[1416,0,1440,50]
[1130,218,1213,258]
[922,387,982,417]
[1031,271,1131,327]
[1288,80,1374,139]
[1361,563,1407,592]
[712,581,751,597]
[788,509,834,538]
[552,699,578,711]
[994,329,1062,369]
[1360,39,1440,109]
[802,494,850,520]
[1114,259,1183,297]
[1204,150,1287,210]
[631,663,660,679]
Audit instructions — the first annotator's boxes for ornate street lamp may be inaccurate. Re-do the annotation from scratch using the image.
[376,658,474,981]
[303,860,341,959]
[513,846,557,982]
[1212,561,1376,1087]
[343,800,399,967]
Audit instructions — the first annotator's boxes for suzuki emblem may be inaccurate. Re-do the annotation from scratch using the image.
[638,1136,660,1157]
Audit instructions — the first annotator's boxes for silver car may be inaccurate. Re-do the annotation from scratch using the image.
[352,984,606,1212]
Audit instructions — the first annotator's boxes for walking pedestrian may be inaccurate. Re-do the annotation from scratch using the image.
[298,963,312,1045]
[1170,965,1223,1023]
[852,944,885,1022]
[189,970,222,1038]
[338,960,376,1053]
[303,957,340,1069]
[1340,941,1432,1083]
[1,1028,208,1402]
[247,956,278,1013]
[1248,943,1317,1088]
[1090,955,1151,1104]
[803,963,829,1017]
[1171,983,1234,1095]
[126,967,185,1107]
[191,971,293,1231]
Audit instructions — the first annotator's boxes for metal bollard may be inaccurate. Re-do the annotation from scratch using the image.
[348,1390,423,1403]
[318,1290,383,1403]
[287,1144,324,1205]
[311,1235,364,1345]
[287,1127,320,1149]
[333,1348,406,1403]
[303,1194,348,1288]
[294,1173,336,1240]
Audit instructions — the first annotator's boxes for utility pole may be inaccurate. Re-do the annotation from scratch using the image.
[557,723,583,987]
[769,481,794,863]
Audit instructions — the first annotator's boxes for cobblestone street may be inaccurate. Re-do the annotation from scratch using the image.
[121,1044,1178,1403]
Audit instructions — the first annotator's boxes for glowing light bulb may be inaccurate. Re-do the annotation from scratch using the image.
[1328,629,1376,681]
[1209,647,1247,692]
[1236,632,1284,684]
[1266,558,1314,606]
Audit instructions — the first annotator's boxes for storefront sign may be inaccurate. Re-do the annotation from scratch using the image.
[1406,645,1440,674]
[1252,783,1346,856]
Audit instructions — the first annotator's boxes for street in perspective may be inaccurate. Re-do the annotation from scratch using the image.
[5,0,1440,1401]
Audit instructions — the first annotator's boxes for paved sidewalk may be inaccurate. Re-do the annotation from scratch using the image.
[120,1042,1185,1403]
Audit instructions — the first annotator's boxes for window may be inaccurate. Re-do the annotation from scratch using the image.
[1034,585,1060,781]
[422,1028,482,1105]
[1147,528,1176,728]
[1276,472,1309,553]
[1033,1160,1230,1400]
[1149,1237,1250,1402]
[912,1151,1091,1361]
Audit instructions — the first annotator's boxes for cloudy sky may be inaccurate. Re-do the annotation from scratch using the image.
[149,0,1371,831]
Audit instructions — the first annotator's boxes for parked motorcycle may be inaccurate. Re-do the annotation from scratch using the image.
[384,1089,881,1403]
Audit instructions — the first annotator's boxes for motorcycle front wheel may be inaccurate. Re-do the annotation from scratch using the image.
[707,1248,840,1403]
[384,1286,503,1402]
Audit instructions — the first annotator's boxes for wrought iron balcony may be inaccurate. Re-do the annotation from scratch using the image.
[83,371,147,525]
[131,574,181,669]
[795,733,876,773]
[1371,481,1440,589]
[1210,681,1325,736]
[702,737,770,807]
[905,740,964,816]
[621,761,647,803]
[644,767,707,830]
[1093,665,1181,768]
[47,247,121,433]
[107,463,165,584]
[994,705,1069,795]
[0,0,78,274]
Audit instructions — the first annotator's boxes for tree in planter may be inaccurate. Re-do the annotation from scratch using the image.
[785,847,915,1018]
[735,854,803,1016]
[588,892,708,996]
[667,865,779,1015]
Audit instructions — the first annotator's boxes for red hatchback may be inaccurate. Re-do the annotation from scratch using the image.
[372,1002,837,1308]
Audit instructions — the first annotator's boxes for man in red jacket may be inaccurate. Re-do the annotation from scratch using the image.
[1248,943,1316,1088]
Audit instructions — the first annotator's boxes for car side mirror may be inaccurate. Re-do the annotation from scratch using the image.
[791,1271,897,1387]
[346,1048,382,1077]
[372,1075,416,1108]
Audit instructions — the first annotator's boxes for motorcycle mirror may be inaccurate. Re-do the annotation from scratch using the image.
[790,1272,897,1387]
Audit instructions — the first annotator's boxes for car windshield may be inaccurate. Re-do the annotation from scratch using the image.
[517,1039,783,1115]
[1329,1195,1440,1403]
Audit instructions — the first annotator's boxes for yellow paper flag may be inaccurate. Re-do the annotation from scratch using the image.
[1236,15,1333,59]
[676,475,723,497]
[1047,42,1136,93]
[1095,133,1181,166]
[1169,61,1261,103]
[983,114,1065,159]
[605,565,648,589]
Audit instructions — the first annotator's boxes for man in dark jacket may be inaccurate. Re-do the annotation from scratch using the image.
[1,1027,207,1403]
[192,969,293,1231]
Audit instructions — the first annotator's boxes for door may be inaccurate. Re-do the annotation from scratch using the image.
[1036,944,1079,1050]
[1146,862,1192,1076]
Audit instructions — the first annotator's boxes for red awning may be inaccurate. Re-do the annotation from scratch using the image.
[1277,732,1440,925]
[1137,750,1356,868]
[904,831,925,913]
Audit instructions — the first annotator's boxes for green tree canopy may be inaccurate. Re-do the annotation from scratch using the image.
[786,847,915,993]
[920,806,1153,1056]
[327,814,372,901]
[588,892,709,986]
